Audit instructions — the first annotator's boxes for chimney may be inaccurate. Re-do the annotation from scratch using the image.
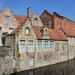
[27,7,32,17]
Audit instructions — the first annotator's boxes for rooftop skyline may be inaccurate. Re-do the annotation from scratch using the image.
[0,0,75,21]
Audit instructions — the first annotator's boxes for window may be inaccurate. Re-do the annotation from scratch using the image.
[12,59,16,68]
[34,18,38,25]
[4,16,9,24]
[44,40,49,50]
[55,43,59,51]
[49,41,54,50]
[0,27,1,32]
[9,28,14,34]
[18,40,26,53]
[44,40,54,51]
[62,44,65,51]
[0,36,3,46]
[43,28,48,36]
[28,57,34,67]
[38,40,42,51]
[25,28,30,35]
[43,28,48,39]
[72,37,75,42]
[9,28,14,30]
[28,40,34,52]
[48,21,51,28]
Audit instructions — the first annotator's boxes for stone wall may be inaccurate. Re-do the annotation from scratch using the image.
[9,59,75,75]
[0,46,14,75]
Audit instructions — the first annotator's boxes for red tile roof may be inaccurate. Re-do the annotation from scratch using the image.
[11,16,27,34]
[48,29,67,41]
[11,24,22,34]
[32,26,43,39]
[33,26,67,40]
[61,19,75,37]
[15,16,27,25]
[11,24,67,41]
[11,15,67,41]
[53,12,75,37]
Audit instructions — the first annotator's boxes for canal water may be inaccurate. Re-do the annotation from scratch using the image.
[9,58,75,75]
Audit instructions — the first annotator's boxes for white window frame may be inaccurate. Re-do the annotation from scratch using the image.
[4,16,9,24]
[49,41,54,50]
[38,40,42,51]
[28,57,34,67]
[44,40,49,50]
[25,28,30,35]
[18,40,26,53]
[49,21,51,28]
[34,18,38,25]
[28,40,34,52]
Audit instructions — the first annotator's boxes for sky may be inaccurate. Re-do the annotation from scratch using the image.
[0,0,75,21]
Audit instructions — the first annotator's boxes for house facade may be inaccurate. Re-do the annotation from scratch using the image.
[40,10,75,60]
[0,7,75,75]
[4,8,69,73]
[0,7,20,46]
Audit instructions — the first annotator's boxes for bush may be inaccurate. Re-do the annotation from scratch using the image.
[13,68,17,73]
[3,72,6,75]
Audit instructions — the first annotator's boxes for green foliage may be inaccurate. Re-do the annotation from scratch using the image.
[13,68,17,73]
[3,72,6,75]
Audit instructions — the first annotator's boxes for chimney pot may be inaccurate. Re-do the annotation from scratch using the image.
[27,7,32,17]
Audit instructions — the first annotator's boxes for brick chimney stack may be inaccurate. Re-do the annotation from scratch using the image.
[27,7,32,17]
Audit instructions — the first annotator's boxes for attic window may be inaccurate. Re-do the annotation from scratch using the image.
[25,27,30,35]
[34,18,38,25]
[43,28,48,36]
[4,16,9,24]
[48,21,51,28]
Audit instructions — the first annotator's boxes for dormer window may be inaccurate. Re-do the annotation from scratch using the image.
[43,28,48,36]
[48,21,51,28]
[25,27,30,35]
[43,27,48,39]
[4,16,9,24]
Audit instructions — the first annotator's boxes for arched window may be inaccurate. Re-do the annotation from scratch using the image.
[34,18,38,25]
[43,28,48,36]
[25,27,30,35]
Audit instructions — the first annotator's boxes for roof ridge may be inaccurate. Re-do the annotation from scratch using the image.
[14,15,26,17]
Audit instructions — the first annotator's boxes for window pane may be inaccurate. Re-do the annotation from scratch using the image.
[29,58,34,67]
[25,28,30,35]
[49,41,54,50]
[4,16,9,24]
[28,40,34,52]
[34,18,38,25]
[44,40,54,51]
[55,43,59,51]
[44,40,49,50]
[19,40,26,53]
[38,40,42,51]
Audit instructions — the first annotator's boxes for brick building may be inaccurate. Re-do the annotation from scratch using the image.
[0,7,75,75]
[40,10,75,59]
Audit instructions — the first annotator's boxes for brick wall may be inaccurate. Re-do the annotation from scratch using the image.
[0,46,14,75]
